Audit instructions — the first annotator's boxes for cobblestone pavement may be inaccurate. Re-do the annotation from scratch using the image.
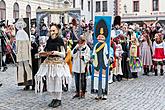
[0,65,165,110]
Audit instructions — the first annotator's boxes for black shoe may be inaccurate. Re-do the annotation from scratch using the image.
[2,67,7,72]
[0,83,2,87]
[52,100,61,108]
[143,68,147,75]
[160,69,164,76]
[32,85,35,90]
[72,93,79,99]
[116,75,122,82]
[95,96,102,100]
[48,99,56,107]
[23,86,30,90]
[63,87,68,92]
[102,95,107,100]
[154,69,158,76]
[146,68,149,76]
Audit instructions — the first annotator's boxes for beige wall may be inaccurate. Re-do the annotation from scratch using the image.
[120,0,165,21]
[4,0,55,24]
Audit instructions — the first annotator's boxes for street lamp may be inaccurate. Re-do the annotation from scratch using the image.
[124,4,127,13]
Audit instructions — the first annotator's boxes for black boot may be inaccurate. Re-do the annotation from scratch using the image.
[0,83,2,87]
[23,86,30,90]
[146,68,149,76]
[160,69,164,76]
[132,72,138,78]
[143,68,147,75]
[52,99,61,108]
[154,69,158,76]
[2,67,7,72]
[48,99,56,107]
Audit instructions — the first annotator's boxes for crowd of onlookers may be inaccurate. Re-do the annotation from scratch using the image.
[0,19,165,87]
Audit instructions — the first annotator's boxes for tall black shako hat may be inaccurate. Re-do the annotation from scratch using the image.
[0,20,5,27]
[113,16,121,27]
[95,19,108,40]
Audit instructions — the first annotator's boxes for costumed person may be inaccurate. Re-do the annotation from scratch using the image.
[15,18,33,90]
[111,16,123,40]
[72,35,90,98]
[35,23,71,108]
[129,33,142,78]
[70,18,79,50]
[152,33,165,76]
[31,27,39,90]
[63,37,72,92]
[113,35,123,81]
[141,32,153,76]
[0,21,8,72]
[120,34,133,80]
[92,18,112,100]
[110,16,123,82]
[108,39,115,84]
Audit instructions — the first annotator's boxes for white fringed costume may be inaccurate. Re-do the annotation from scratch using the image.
[34,36,71,100]
[35,57,71,94]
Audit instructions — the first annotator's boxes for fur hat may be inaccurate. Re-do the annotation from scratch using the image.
[113,16,121,26]
[95,19,108,39]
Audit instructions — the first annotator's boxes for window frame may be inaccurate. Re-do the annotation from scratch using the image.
[26,5,31,18]
[152,0,159,11]
[13,2,19,19]
[0,0,6,20]
[102,1,108,12]
[133,1,139,12]
[96,1,101,12]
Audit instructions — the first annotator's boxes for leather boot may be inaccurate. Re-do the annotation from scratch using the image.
[146,68,149,76]
[143,68,147,75]
[72,93,79,99]
[154,69,158,76]
[48,99,56,107]
[52,99,61,108]
[160,69,164,76]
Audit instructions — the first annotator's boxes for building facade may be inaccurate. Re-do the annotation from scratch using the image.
[0,0,115,25]
[0,0,59,24]
[117,0,165,22]
[71,0,114,22]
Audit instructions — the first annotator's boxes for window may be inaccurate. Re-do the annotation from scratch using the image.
[88,1,90,11]
[96,1,101,12]
[81,0,83,10]
[0,0,6,20]
[133,1,139,12]
[26,5,31,18]
[153,0,159,11]
[102,1,107,12]
[13,2,19,19]
[73,0,75,8]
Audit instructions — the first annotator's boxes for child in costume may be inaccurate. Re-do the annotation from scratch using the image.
[129,33,142,78]
[152,33,165,76]
[141,32,153,76]
[113,36,123,81]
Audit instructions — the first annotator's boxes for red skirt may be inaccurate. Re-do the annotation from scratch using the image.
[153,48,165,61]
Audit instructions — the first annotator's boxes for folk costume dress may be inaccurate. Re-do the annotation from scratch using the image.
[114,43,123,78]
[152,40,165,75]
[129,40,142,78]
[35,36,71,95]
[152,41,165,62]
